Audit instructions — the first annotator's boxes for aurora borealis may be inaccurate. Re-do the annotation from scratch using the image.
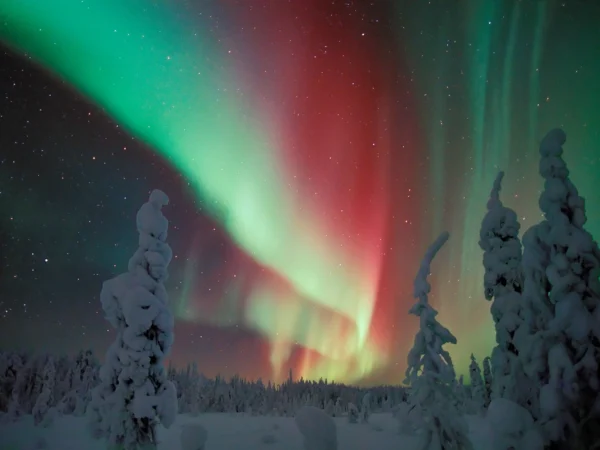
[0,0,598,385]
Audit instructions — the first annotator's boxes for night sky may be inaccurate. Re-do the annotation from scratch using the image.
[0,0,599,386]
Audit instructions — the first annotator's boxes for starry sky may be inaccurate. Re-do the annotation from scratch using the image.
[0,0,598,386]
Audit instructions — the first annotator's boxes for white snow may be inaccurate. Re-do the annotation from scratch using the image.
[0,411,496,450]
[180,422,208,450]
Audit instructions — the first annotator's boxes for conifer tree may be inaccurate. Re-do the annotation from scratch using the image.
[32,357,56,426]
[405,232,473,450]
[521,129,600,449]
[88,190,178,449]
[479,171,532,407]
[482,357,492,407]
[468,355,485,414]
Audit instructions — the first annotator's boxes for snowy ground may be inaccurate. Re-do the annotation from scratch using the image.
[0,412,491,450]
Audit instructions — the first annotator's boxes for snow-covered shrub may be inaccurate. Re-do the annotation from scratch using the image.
[88,190,178,449]
[347,402,359,423]
[295,405,337,450]
[404,232,473,450]
[180,423,208,450]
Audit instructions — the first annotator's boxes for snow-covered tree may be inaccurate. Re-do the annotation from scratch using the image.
[191,364,202,415]
[468,354,485,414]
[0,352,22,414]
[478,171,533,408]
[32,356,56,426]
[74,364,96,416]
[53,355,74,403]
[333,398,343,417]
[6,354,31,421]
[360,392,371,423]
[30,355,48,409]
[0,355,10,413]
[482,356,492,407]
[88,190,178,449]
[479,171,524,298]
[452,375,467,413]
[347,402,359,424]
[404,232,473,450]
[520,129,600,449]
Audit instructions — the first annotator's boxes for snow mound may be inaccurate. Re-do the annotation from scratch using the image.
[396,402,422,435]
[157,381,178,428]
[486,398,543,450]
[261,433,277,444]
[295,405,338,450]
[180,423,208,450]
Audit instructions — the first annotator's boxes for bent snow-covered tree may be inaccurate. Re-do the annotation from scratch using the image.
[521,129,600,449]
[478,171,532,408]
[88,190,178,449]
[405,232,473,450]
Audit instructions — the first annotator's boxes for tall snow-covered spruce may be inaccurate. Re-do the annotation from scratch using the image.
[88,190,178,449]
[468,354,486,414]
[482,356,492,406]
[478,171,532,407]
[404,232,473,450]
[521,129,600,449]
